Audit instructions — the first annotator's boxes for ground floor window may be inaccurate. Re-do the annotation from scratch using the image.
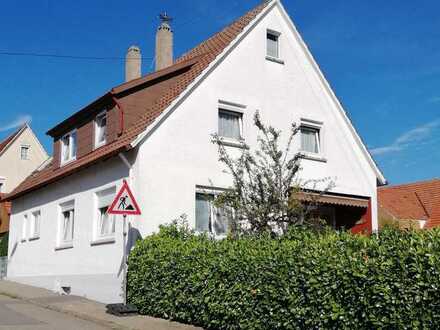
[58,201,75,248]
[195,192,230,237]
[94,187,116,241]
[30,210,41,240]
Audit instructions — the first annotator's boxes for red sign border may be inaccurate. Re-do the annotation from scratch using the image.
[108,180,141,215]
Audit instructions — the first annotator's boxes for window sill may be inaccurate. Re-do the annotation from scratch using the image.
[265,56,285,65]
[91,237,116,246]
[94,141,106,150]
[55,243,73,251]
[299,153,327,163]
[60,157,76,167]
[218,137,247,149]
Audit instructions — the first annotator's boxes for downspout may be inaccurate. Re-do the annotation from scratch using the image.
[111,91,124,136]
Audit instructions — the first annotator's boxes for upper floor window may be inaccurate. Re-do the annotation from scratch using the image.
[300,126,321,154]
[218,109,242,141]
[20,145,30,160]
[195,192,230,237]
[267,30,280,59]
[95,111,107,148]
[61,130,77,164]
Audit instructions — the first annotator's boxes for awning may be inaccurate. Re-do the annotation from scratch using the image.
[295,192,369,208]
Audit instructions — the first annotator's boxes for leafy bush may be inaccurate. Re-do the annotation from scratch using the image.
[0,233,8,257]
[128,226,440,329]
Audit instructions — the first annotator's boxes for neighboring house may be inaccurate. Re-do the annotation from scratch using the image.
[0,125,48,238]
[5,0,386,303]
[378,179,440,230]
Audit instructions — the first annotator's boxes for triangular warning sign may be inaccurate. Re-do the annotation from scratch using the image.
[108,180,141,216]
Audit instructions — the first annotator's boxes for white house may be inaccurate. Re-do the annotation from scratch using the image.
[0,124,48,235]
[5,0,386,303]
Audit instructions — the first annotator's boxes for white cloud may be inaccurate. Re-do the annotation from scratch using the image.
[0,115,32,133]
[370,119,440,156]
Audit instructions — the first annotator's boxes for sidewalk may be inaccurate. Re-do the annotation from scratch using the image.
[0,280,202,330]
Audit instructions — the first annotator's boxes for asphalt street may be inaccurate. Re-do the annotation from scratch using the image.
[0,294,110,330]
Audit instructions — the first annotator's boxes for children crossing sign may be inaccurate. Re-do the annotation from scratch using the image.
[108,180,141,216]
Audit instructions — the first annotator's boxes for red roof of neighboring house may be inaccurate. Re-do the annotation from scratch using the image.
[378,179,440,228]
[3,1,269,202]
[0,126,25,155]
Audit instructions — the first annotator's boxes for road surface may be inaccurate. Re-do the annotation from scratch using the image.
[0,294,110,330]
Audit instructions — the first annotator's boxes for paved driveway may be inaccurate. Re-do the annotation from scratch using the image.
[0,294,110,330]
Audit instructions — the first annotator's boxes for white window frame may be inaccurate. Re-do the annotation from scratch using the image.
[299,118,326,162]
[61,130,77,165]
[195,187,233,239]
[92,187,116,245]
[266,29,284,64]
[21,214,28,242]
[20,145,30,160]
[217,100,246,148]
[94,111,107,149]
[218,109,243,139]
[56,201,75,250]
[0,177,5,193]
[29,210,41,240]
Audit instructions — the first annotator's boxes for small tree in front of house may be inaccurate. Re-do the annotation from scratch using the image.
[212,112,333,236]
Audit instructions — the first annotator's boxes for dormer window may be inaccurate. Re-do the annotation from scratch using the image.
[61,130,77,165]
[95,111,107,148]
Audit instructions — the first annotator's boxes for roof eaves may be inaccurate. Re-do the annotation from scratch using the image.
[0,125,27,157]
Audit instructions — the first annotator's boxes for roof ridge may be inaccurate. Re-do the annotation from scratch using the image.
[5,0,271,201]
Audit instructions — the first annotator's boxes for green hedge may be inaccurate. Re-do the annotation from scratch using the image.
[0,233,7,257]
[128,226,440,329]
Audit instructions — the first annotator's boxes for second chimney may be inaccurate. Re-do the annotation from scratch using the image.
[155,13,173,71]
[125,46,142,82]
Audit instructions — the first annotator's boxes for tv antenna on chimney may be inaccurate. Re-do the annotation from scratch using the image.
[159,12,173,23]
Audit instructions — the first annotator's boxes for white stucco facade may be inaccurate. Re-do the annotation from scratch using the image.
[0,125,48,194]
[7,1,384,303]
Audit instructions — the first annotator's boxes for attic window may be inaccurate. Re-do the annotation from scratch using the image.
[20,145,30,160]
[95,111,107,148]
[61,130,77,165]
[266,30,280,59]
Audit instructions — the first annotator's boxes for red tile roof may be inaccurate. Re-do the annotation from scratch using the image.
[378,179,440,229]
[3,1,270,202]
[0,126,25,155]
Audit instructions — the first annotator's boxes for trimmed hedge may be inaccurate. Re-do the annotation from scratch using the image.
[128,226,440,329]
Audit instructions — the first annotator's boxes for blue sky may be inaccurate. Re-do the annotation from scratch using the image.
[0,0,438,185]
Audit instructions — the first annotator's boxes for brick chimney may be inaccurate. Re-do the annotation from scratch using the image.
[155,13,173,71]
[125,46,142,82]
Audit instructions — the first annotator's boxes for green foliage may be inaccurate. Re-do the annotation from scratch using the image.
[0,233,8,257]
[128,225,440,329]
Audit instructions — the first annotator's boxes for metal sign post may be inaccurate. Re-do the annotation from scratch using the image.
[107,180,141,315]
[122,214,128,305]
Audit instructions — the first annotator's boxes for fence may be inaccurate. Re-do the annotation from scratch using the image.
[0,257,7,279]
